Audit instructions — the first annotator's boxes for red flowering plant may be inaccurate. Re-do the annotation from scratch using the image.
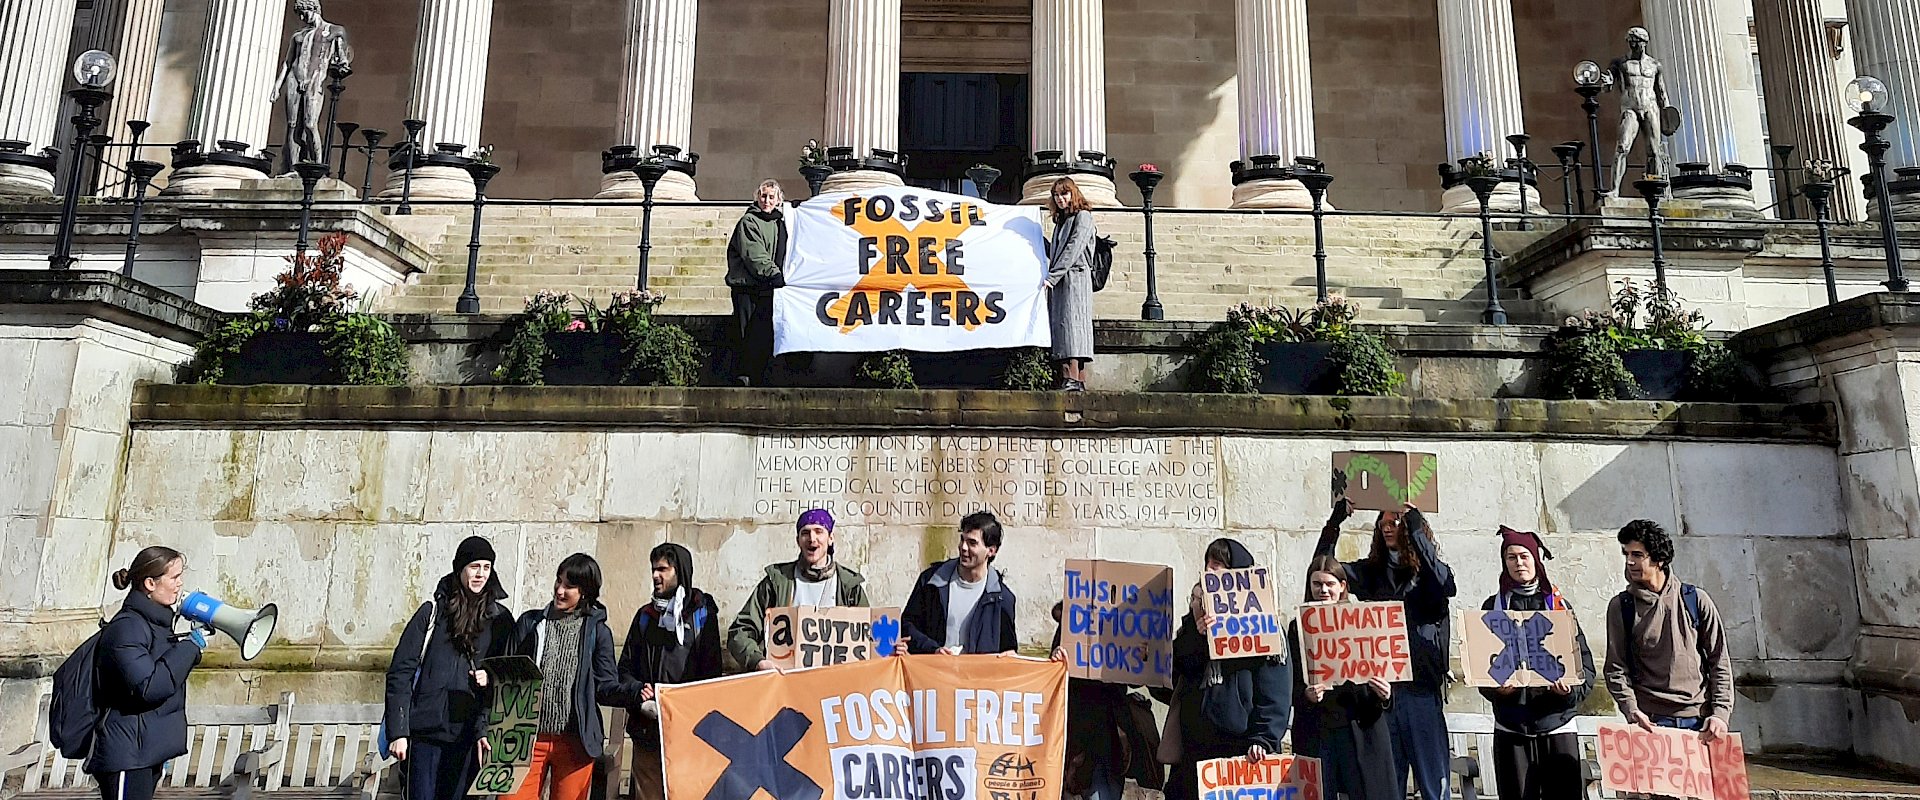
[188,232,409,384]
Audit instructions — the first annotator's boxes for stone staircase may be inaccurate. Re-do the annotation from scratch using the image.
[377,205,1552,323]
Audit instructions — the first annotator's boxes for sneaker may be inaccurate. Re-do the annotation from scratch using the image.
[1063,379,1086,392]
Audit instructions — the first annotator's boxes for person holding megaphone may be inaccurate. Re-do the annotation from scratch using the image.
[87,547,201,800]
[382,536,515,800]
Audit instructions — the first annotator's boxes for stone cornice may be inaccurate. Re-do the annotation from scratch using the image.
[131,383,1835,443]
[0,268,219,343]
[1731,291,1920,359]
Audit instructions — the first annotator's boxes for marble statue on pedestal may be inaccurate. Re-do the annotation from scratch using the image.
[273,0,353,173]
[1608,26,1673,195]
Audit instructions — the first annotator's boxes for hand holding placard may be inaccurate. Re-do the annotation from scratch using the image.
[1202,567,1285,660]
[1297,601,1412,685]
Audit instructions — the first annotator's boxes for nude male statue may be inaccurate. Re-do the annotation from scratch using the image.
[273,0,353,174]
[1608,27,1672,196]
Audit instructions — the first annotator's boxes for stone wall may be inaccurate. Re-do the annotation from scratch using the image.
[50,384,1851,759]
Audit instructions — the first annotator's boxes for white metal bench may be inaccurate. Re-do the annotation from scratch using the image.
[0,694,394,800]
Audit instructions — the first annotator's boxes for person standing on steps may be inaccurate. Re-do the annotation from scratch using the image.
[1478,527,1595,800]
[727,509,871,671]
[1604,520,1733,743]
[505,554,643,800]
[900,511,1017,655]
[1044,177,1097,392]
[383,536,515,800]
[88,546,202,800]
[726,180,788,386]
[1315,499,1455,800]
[619,543,723,800]
[1163,538,1292,800]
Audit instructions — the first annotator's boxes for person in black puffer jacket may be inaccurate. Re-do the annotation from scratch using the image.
[505,554,643,800]
[383,536,515,800]
[619,543,724,800]
[1291,556,1396,800]
[1164,538,1291,800]
[1314,499,1456,800]
[89,546,202,800]
[1477,527,1594,800]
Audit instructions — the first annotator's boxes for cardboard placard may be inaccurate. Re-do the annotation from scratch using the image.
[1462,609,1585,688]
[1202,567,1285,660]
[1061,559,1176,688]
[1709,734,1750,800]
[1596,723,1716,800]
[1297,601,1412,685]
[764,605,903,670]
[468,655,542,796]
[658,656,1067,800]
[1196,754,1323,800]
[1332,452,1440,512]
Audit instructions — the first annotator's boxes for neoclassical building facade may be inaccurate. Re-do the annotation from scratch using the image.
[0,0,1913,215]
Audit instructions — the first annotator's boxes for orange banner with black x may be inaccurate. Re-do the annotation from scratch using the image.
[656,655,1067,800]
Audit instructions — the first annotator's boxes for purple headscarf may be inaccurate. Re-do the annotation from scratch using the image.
[797,508,835,533]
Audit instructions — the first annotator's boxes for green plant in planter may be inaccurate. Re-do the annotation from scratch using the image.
[1001,347,1055,391]
[187,233,409,385]
[1195,296,1404,396]
[494,289,702,386]
[1458,151,1500,178]
[858,350,917,389]
[1545,279,1758,400]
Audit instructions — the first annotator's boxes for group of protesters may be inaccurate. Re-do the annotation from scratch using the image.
[84,499,1730,800]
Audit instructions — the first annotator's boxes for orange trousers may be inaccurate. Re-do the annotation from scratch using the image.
[504,734,595,800]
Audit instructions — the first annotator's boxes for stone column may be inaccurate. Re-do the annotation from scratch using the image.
[1844,0,1920,219]
[85,0,165,192]
[821,0,905,192]
[1643,0,1755,210]
[382,0,494,200]
[1755,0,1856,221]
[1023,0,1120,206]
[0,0,80,196]
[599,0,699,200]
[1435,0,1539,213]
[1230,0,1316,209]
[163,0,281,195]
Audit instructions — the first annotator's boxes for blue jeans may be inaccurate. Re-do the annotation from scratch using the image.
[1084,764,1125,800]
[407,735,480,800]
[1387,687,1451,800]
[1653,716,1704,731]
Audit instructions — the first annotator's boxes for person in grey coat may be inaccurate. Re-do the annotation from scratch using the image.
[1045,177,1097,391]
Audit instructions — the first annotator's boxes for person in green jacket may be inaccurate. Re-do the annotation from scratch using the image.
[725,180,788,386]
[727,508,872,671]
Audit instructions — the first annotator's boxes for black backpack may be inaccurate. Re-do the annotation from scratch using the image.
[49,627,106,760]
[1090,235,1116,292]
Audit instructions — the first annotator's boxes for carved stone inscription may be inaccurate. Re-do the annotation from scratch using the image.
[752,434,1222,527]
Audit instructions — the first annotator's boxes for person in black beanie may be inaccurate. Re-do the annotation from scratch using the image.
[1477,526,1594,800]
[383,536,515,800]
[619,543,723,800]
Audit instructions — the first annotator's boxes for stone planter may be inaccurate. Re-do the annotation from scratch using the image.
[223,332,339,385]
[541,332,625,385]
[1623,349,1691,400]
[1256,341,1339,395]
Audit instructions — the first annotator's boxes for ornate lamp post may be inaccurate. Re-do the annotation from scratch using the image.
[51,50,117,270]
[291,162,331,270]
[1575,60,1609,207]
[1846,76,1909,292]
[118,119,149,196]
[120,159,163,279]
[320,62,352,176]
[966,164,1002,200]
[1507,133,1533,227]
[333,121,359,178]
[1635,177,1672,290]
[396,118,425,215]
[1802,160,1841,305]
[1466,173,1508,324]
[1129,165,1166,319]
[1552,141,1584,216]
[456,161,502,314]
[634,159,670,290]
[1293,159,1335,304]
[1770,143,1798,219]
[358,128,386,198]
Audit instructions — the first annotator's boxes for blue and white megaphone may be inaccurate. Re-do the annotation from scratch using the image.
[179,592,277,660]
